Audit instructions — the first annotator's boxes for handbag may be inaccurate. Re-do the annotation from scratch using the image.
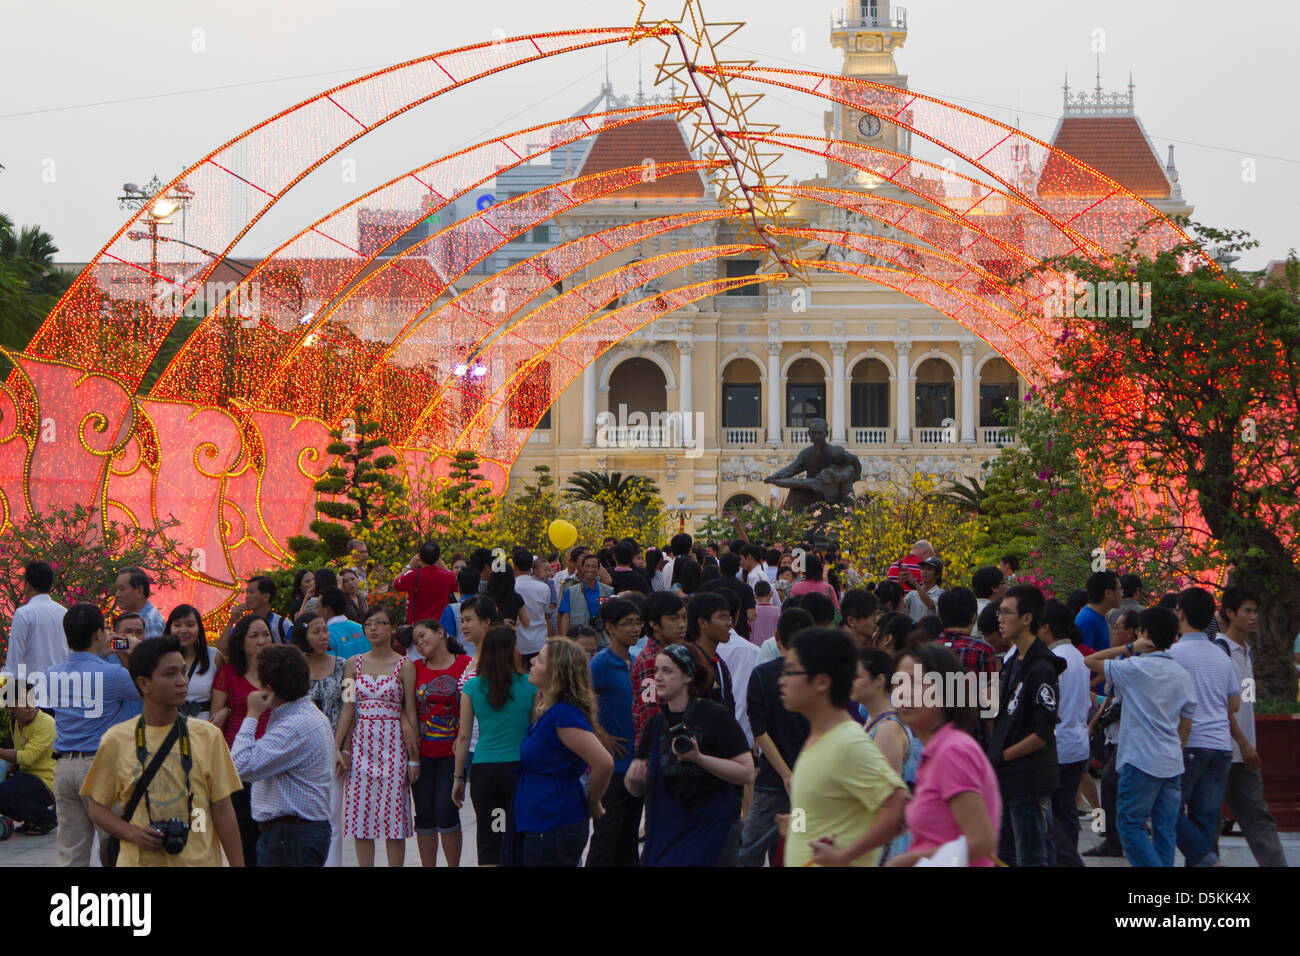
[100,719,182,867]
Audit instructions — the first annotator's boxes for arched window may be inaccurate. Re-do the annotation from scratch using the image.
[850,358,890,427]
[979,357,1019,427]
[785,358,826,427]
[914,358,954,428]
[607,357,667,420]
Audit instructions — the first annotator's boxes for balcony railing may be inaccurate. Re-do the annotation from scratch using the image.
[723,427,762,446]
[852,427,891,444]
[784,427,810,445]
[600,426,690,449]
[831,5,908,31]
[916,427,956,444]
[983,426,1014,446]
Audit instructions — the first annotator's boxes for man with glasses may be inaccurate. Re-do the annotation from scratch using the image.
[988,585,1064,866]
[586,599,643,866]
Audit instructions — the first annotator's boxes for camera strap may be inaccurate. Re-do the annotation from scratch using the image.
[131,716,193,826]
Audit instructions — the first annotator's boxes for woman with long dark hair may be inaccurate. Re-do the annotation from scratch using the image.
[291,569,316,618]
[210,613,273,867]
[166,603,223,720]
[670,557,702,598]
[411,618,471,867]
[334,605,418,867]
[485,570,530,631]
[292,611,346,866]
[452,624,535,866]
[790,553,840,610]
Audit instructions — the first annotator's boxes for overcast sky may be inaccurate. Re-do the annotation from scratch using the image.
[2,0,1296,268]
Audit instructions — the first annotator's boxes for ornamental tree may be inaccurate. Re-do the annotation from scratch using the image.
[1036,220,1300,697]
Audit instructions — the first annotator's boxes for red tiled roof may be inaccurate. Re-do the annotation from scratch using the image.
[577,117,706,200]
[1038,117,1170,199]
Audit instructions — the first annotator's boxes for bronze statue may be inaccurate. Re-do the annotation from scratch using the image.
[764,418,862,511]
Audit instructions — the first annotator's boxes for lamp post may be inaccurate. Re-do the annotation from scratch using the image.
[675,493,693,533]
[119,177,195,281]
[119,177,194,368]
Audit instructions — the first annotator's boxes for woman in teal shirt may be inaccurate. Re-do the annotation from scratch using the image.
[452,626,535,866]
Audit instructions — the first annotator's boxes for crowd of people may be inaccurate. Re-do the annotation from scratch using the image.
[0,531,1290,868]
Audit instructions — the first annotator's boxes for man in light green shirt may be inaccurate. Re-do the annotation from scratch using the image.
[778,628,907,867]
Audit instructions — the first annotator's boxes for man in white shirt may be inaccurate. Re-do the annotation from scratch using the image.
[1041,602,1091,866]
[512,548,552,659]
[1216,587,1287,867]
[740,545,767,593]
[5,561,67,675]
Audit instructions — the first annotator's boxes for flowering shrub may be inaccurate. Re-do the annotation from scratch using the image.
[0,505,184,666]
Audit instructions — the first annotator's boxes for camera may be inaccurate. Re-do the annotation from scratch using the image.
[111,637,129,650]
[153,818,190,855]
[668,723,697,756]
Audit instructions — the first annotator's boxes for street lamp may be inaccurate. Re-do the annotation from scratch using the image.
[675,493,693,533]
[119,176,195,281]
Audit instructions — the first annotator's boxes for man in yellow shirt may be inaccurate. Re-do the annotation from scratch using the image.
[779,628,908,867]
[0,680,58,834]
[82,636,245,867]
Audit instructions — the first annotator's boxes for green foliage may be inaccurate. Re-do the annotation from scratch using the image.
[291,405,406,567]
[410,450,499,558]
[0,505,184,666]
[971,397,1104,597]
[0,213,74,352]
[564,471,661,505]
[928,475,988,515]
[831,474,982,585]
[1255,696,1300,716]
[495,466,566,556]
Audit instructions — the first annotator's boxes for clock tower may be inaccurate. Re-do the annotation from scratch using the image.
[825,3,911,182]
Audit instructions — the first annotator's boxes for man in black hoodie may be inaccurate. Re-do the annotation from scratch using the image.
[988,585,1064,866]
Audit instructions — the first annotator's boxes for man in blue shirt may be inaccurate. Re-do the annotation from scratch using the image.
[320,587,368,658]
[1087,606,1196,867]
[556,554,612,649]
[44,602,141,865]
[586,598,641,866]
[1169,587,1239,867]
[115,566,165,639]
[1074,570,1121,653]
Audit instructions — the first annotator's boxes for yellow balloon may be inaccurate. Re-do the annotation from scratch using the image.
[548,519,578,551]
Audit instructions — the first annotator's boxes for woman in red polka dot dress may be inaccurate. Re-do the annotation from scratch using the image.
[335,606,418,866]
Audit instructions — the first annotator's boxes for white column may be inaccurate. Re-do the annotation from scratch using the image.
[895,341,911,442]
[766,342,782,444]
[582,363,596,446]
[830,341,847,443]
[678,340,693,419]
[960,342,977,443]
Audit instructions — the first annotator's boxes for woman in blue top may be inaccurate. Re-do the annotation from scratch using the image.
[853,648,923,863]
[514,637,613,866]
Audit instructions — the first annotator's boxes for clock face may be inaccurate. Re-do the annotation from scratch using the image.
[857,113,883,139]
